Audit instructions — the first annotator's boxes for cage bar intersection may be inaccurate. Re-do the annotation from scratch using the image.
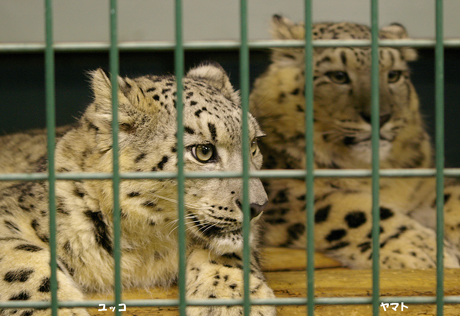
[0,0,459,315]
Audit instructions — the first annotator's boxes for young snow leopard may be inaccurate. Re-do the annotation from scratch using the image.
[250,15,460,269]
[0,64,276,316]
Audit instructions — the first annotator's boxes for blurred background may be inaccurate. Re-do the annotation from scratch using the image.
[1,0,459,166]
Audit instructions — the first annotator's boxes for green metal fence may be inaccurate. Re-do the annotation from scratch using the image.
[1,0,460,316]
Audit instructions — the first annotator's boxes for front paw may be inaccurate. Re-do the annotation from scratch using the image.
[186,266,276,316]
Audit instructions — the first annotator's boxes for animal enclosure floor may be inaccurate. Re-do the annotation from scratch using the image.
[87,247,460,315]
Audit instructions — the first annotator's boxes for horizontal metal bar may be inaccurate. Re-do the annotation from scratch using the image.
[1,296,460,309]
[2,38,460,53]
[1,168,460,182]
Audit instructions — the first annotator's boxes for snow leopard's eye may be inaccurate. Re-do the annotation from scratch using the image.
[325,71,351,84]
[388,70,402,83]
[192,144,216,163]
[250,139,259,156]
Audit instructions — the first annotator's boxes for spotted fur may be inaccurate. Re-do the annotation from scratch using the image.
[250,15,460,269]
[0,64,275,315]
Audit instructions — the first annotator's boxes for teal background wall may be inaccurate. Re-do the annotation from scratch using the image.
[1,49,459,167]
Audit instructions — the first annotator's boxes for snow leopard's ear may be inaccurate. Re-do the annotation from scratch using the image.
[380,23,417,61]
[90,68,164,115]
[270,14,305,40]
[90,68,131,105]
[88,69,160,135]
[186,62,240,104]
[269,15,305,67]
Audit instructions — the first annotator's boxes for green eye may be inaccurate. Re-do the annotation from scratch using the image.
[192,144,216,163]
[250,139,258,156]
[325,71,350,84]
[388,70,402,83]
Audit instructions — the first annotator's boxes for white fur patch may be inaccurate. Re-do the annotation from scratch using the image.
[351,140,392,164]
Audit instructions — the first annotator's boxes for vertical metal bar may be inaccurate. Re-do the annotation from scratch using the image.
[109,1,122,315]
[304,1,315,315]
[44,0,58,315]
[174,0,186,315]
[239,0,251,315]
[435,0,445,315]
[370,0,380,315]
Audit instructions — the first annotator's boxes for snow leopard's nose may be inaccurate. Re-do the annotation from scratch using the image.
[236,200,267,219]
[360,112,392,128]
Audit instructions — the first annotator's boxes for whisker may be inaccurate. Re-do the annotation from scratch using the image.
[152,193,209,211]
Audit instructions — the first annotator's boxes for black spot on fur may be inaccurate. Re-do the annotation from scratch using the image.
[84,210,113,254]
[357,241,371,253]
[21,311,34,316]
[194,109,203,117]
[366,226,384,239]
[265,218,287,225]
[5,220,21,233]
[31,219,39,231]
[146,87,156,93]
[326,241,350,251]
[74,188,85,198]
[296,194,306,201]
[128,192,140,198]
[444,193,452,204]
[157,156,169,170]
[190,101,198,106]
[30,220,49,243]
[222,253,242,261]
[380,226,408,249]
[15,244,42,252]
[315,205,331,223]
[380,207,394,220]
[325,229,347,242]
[208,123,217,141]
[287,223,305,240]
[63,241,72,254]
[184,126,195,135]
[278,92,286,103]
[272,189,289,204]
[291,88,300,95]
[343,136,356,146]
[142,201,157,208]
[340,51,347,65]
[38,277,51,293]
[120,123,135,133]
[56,205,69,215]
[135,153,146,163]
[86,120,99,132]
[282,53,296,60]
[344,211,367,228]
[9,291,30,300]
[153,94,160,101]
[4,269,34,283]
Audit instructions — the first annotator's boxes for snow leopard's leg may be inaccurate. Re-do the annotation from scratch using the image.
[440,181,460,252]
[186,248,276,316]
[262,179,460,269]
[0,237,88,316]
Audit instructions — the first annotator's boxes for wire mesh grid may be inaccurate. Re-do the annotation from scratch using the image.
[0,0,460,315]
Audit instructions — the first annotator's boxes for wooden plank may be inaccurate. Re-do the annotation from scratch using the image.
[87,268,460,315]
[260,248,342,271]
